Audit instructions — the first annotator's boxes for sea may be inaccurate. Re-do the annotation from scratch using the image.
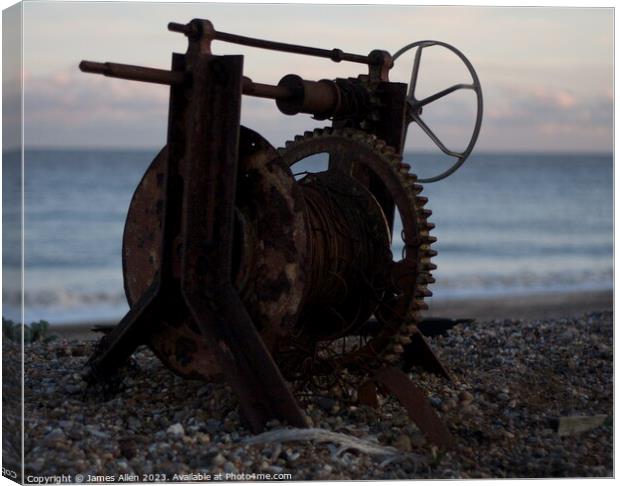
[2,149,613,325]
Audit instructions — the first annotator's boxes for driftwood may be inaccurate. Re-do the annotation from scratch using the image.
[243,427,424,465]
[553,415,609,437]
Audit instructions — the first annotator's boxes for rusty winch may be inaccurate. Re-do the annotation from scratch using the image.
[80,19,482,448]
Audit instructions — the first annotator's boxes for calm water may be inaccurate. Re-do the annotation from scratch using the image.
[2,149,613,324]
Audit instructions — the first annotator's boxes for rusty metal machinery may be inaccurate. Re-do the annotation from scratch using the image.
[79,19,483,448]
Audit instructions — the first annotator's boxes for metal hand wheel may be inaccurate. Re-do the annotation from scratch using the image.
[393,40,483,183]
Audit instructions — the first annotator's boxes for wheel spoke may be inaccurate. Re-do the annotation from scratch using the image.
[407,46,424,100]
[412,115,461,158]
[416,83,475,107]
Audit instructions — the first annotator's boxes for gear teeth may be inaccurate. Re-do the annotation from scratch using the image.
[422,262,438,271]
[417,273,434,284]
[278,126,437,373]
[415,300,429,311]
[416,288,433,298]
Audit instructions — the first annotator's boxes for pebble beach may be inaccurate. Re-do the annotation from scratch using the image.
[3,292,613,481]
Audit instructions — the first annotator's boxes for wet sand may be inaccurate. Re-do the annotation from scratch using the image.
[51,289,613,340]
[425,289,613,321]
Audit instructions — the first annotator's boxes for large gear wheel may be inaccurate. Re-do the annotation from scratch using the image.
[277,127,437,377]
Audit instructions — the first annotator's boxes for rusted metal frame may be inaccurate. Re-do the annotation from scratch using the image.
[177,52,306,431]
[367,81,409,233]
[83,280,161,382]
[83,54,187,382]
[327,82,408,232]
[400,330,452,380]
[373,366,453,449]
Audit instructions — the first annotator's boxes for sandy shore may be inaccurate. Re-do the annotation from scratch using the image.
[50,289,613,340]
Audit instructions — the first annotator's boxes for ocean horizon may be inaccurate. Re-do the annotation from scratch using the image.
[2,148,613,325]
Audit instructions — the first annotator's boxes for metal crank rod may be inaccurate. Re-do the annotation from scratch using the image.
[167,20,373,65]
[79,60,290,99]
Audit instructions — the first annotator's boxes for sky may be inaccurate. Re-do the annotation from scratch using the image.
[3,1,615,153]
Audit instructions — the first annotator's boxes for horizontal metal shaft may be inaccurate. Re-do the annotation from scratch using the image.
[79,61,185,85]
[79,60,293,101]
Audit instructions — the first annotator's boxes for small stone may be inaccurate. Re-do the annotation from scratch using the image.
[284,448,300,463]
[265,419,281,428]
[167,423,185,437]
[317,397,338,412]
[394,434,412,452]
[119,438,137,459]
[429,396,443,409]
[44,428,65,443]
[410,431,426,448]
[127,416,141,430]
[212,453,226,466]
[64,384,83,395]
[205,419,221,433]
[85,425,110,439]
[197,433,211,445]
[458,391,474,404]
[441,399,457,412]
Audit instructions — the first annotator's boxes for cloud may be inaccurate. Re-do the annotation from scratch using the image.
[21,65,613,153]
[22,68,326,149]
[487,84,612,129]
[24,70,169,147]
